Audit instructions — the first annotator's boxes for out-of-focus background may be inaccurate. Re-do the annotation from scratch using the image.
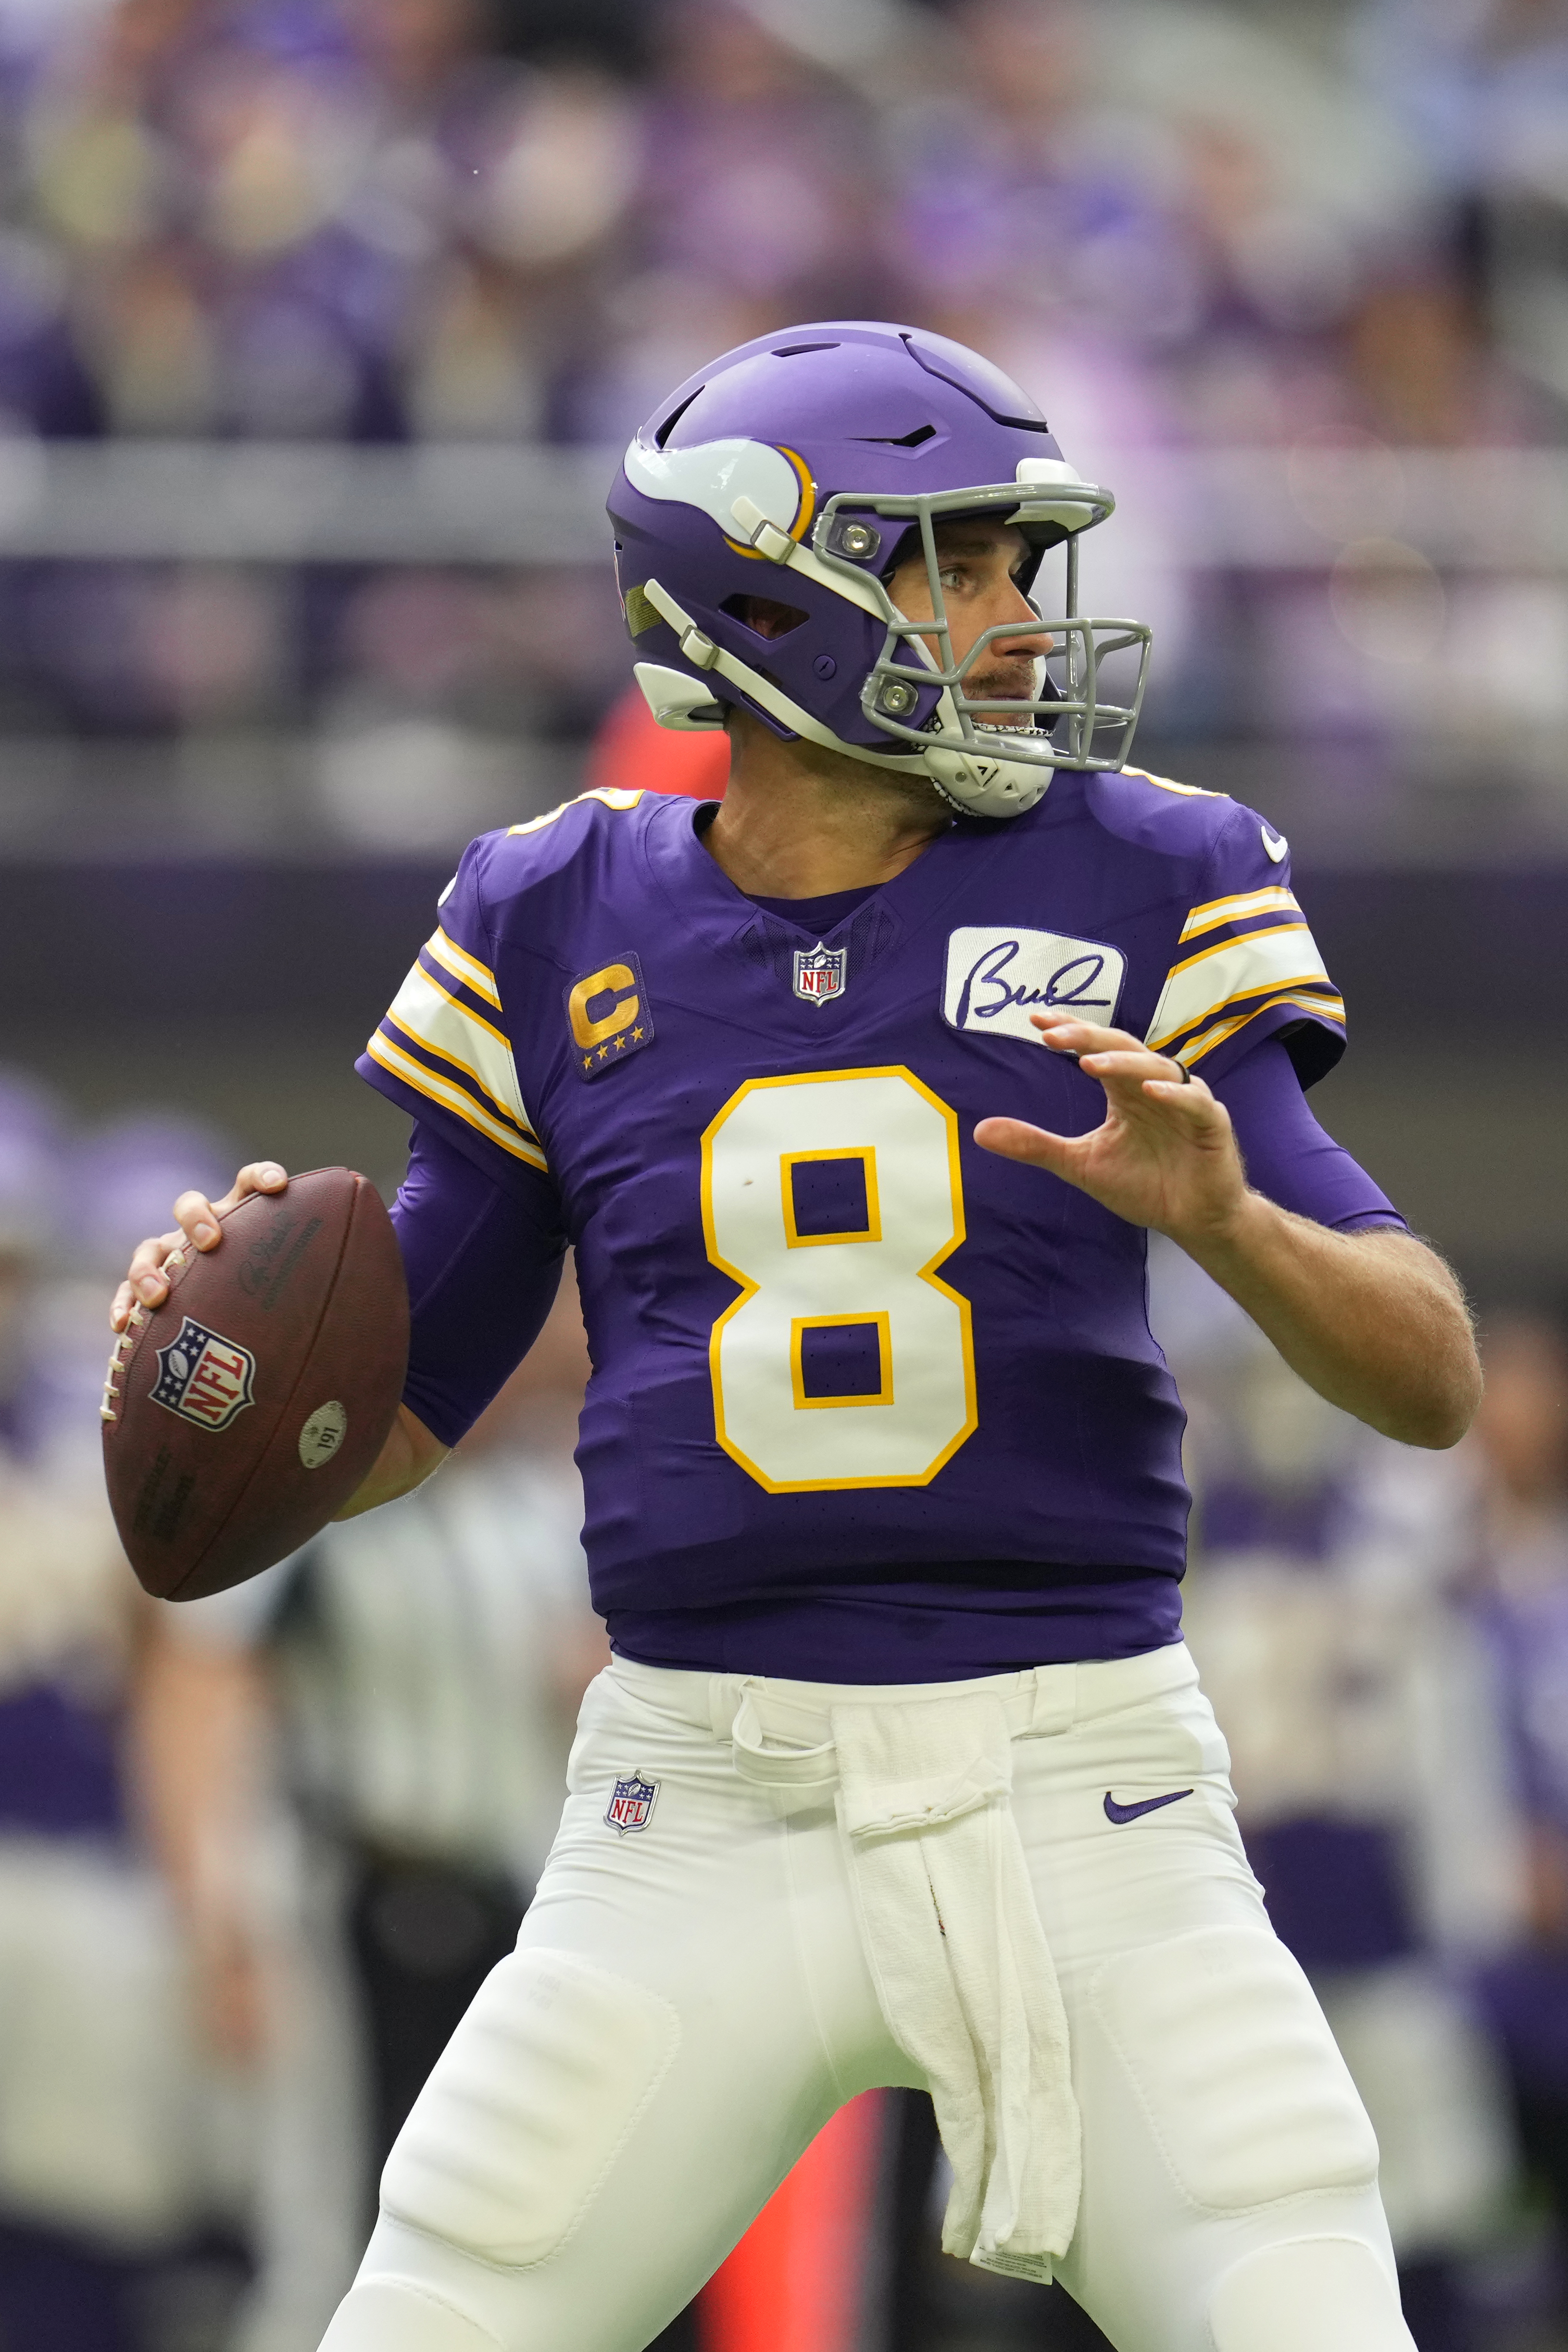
[0,0,1566,2347]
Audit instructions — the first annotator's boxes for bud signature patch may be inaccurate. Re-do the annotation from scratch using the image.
[942,926,1126,1043]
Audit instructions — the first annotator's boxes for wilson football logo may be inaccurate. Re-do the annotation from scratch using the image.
[150,1317,256,1434]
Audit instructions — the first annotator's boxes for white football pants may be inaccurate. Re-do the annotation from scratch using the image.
[317,1644,1415,2352]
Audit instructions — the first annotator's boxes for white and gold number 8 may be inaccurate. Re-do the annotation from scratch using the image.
[701,1067,978,1492]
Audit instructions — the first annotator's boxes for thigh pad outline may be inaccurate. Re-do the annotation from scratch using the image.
[1092,1926,1379,2212]
[1207,2237,1414,2352]
[319,2277,507,2352]
[380,1948,680,2269]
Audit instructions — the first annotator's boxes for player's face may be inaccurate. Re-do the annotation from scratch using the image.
[885,520,1052,715]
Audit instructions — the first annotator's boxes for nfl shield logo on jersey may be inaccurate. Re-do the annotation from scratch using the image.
[150,1316,256,1433]
[793,942,847,1006]
[605,1771,660,1836]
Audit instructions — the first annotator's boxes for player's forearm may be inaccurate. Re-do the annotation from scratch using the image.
[333,1401,449,1520]
[129,1624,269,1921]
[1180,1197,1480,1447]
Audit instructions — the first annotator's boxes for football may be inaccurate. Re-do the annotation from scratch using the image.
[102,1166,410,1601]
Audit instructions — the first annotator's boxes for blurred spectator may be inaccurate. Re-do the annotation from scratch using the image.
[554,0,891,447]
[1468,1315,1568,2333]
[0,0,1553,798]
[149,1267,602,2347]
[1354,0,1568,421]
[0,1064,64,1443]
[13,0,642,446]
[1154,1246,1518,2352]
[0,1082,255,2352]
[886,2,1190,358]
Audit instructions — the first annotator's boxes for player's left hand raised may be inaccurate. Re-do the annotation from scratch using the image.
[975,1008,1247,1243]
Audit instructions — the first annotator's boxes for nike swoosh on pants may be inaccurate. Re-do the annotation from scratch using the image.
[1103,1789,1193,1825]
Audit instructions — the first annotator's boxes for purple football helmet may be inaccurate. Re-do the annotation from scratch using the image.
[606,321,1152,818]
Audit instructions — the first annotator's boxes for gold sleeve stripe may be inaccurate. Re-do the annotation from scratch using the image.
[1179,886,1300,943]
[1178,991,1348,1069]
[1161,919,1311,988]
[366,1032,548,1170]
[382,1013,533,1145]
[1153,966,1340,1056]
[384,964,534,1137]
[508,786,646,838]
[1145,924,1331,1053]
[425,927,501,1009]
[1123,768,1222,799]
[1176,972,1343,1038]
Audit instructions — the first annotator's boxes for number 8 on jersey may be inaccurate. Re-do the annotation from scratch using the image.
[701,1068,978,1492]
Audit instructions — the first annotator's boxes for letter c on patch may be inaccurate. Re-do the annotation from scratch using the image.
[569,963,639,1048]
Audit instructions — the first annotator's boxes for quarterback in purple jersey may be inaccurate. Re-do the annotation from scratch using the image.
[115,324,1479,2352]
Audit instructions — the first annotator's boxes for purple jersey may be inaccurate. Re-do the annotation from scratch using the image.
[360,769,1368,1678]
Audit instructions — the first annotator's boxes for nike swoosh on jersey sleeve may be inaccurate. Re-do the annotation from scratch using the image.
[368,939,546,1170]
[1145,921,1345,1069]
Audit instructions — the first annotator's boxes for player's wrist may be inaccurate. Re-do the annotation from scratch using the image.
[1162,1178,1267,1267]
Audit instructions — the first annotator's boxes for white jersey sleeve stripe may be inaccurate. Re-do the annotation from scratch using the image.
[366,1031,548,1170]
[1178,887,1301,943]
[1145,924,1331,1054]
[383,965,535,1142]
[382,1010,536,1145]
[425,926,502,1009]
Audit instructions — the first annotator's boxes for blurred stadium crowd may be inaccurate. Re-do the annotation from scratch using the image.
[2,0,1568,2349]
[0,0,1557,842]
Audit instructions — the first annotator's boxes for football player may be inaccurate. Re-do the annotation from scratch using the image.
[113,323,1480,2352]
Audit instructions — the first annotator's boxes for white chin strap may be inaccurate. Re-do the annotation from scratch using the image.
[631,579,1051,820]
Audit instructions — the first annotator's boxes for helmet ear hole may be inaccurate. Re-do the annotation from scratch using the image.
[720,593,809,642]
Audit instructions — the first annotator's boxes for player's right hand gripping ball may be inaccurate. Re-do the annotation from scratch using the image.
[102,1167,410,1600]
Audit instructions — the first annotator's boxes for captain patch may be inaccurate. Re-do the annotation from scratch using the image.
[943,925,1126,1043]
[567,952,654,1079]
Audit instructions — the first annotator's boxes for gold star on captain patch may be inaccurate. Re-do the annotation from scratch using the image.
[597,1044,608,1059]
[614,1035,626,1051]
[631,1026,644,1041]
[582,1053,594,1070]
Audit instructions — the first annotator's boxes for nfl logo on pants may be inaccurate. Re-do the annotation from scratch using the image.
[605,1772,659,1835]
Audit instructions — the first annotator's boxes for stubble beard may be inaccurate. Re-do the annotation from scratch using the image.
[964,654,1045,736]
